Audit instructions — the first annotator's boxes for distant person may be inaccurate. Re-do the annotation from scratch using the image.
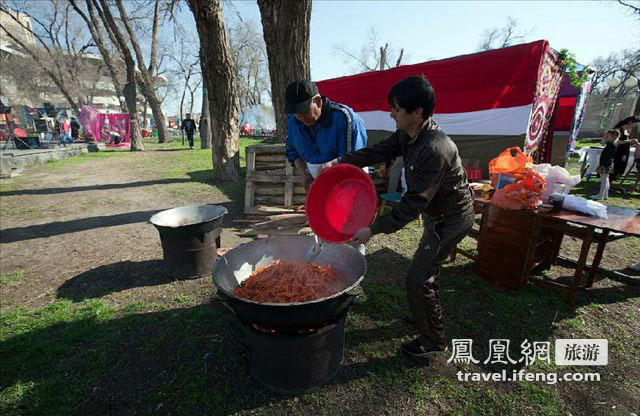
[109,130,122,145]
[284,80,367,190]
[181,113,197,149]
[70,117,80,141]
[611,116,639,182]
[591,129,619,200]
[62,118,72,144]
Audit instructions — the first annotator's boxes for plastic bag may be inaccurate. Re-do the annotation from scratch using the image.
[488,146,533,187]
[491,168,546,210]
[533,164,581,202]
[489,147,546,211]
[561,195,608,219]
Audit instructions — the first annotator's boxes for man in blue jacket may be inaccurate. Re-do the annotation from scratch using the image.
[284,80,367,190]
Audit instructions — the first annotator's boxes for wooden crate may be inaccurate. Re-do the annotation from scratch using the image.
[244,144,307,214]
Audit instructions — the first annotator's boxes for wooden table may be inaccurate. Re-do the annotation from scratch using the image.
[474,198,640,306]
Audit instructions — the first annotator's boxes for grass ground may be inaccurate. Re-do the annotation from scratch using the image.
[0,138,638,415]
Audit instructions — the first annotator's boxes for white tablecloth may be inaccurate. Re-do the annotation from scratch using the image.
[577,146,636,177]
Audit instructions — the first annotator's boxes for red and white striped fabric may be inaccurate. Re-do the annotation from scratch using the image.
[316,40,549,137]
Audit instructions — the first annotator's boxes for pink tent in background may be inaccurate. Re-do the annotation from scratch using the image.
[79,105,131,146]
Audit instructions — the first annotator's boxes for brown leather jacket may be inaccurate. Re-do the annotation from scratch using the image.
[340,119,474,235]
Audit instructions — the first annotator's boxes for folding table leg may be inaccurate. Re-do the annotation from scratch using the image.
[567,226,594,306]
[586,229,609,288]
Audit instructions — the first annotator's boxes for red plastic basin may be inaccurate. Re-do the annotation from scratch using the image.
[305,164,378,243]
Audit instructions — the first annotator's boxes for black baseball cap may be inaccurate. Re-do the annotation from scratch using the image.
[285,80,319,114]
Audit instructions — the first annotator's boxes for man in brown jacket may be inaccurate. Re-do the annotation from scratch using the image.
[324,75,475,359]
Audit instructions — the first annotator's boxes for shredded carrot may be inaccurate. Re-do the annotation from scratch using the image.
[233,260,348,303]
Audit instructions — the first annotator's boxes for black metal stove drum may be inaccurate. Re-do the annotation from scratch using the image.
[149,205,227,279]
[150,206,366,394]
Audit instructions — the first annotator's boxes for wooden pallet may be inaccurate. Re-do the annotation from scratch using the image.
[244,144,307,214]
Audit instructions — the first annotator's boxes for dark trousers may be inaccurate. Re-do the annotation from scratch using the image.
[406,211,475,348]
[186,131,194,147]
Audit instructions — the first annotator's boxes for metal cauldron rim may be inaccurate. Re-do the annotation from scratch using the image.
[149,204,228,229]
[212,235,366,307]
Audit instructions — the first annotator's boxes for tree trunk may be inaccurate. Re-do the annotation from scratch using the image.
[114,0,168,144]
[142,100,148,128]
[379,44,388,70]
[395,48,404,67]
[188,0,240,180]
[147,95,168,143]
[200,83,211,149]
[94,0,142,150]
[92,0,144,152]
[70,0,127,113]
[258,0,311,143]
[179,78,187,146]
[123,80,144,151]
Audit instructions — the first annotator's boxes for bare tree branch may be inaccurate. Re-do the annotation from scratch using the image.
[0,3,100,112]
[333,45,376,72]
[0,18,80,111]
[69,0,127,111]
[333,26,404,73]
[395,48,404,67]
[589,48,640,97]
[617,0,640,16]
[478,16,534,51]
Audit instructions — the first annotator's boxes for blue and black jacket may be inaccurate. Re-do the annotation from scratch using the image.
[285,97,367,165]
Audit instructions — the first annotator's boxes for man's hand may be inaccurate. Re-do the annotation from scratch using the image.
[318,158,339,175]
[351,227,373,245]
[304,172,313,191]
[294,158,313,191]
[294,158,307,173]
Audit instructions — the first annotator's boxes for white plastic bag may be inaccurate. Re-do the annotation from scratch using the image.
[561,194,608,219]
[533,164,581,202]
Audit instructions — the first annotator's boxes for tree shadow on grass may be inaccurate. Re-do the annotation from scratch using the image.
[149,148,188,152]
[186,168,246,201]
[0,209,163,244]
[186,169,246,224]
[4,258,640,415]
[0,302,291,416]
[0,178,192,197]
[0,298,426,416]
[56,259,173,302]
[0,167,247,244]
[1,200,240,244]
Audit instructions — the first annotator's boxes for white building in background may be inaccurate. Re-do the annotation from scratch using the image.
[0,8,33,47]
[0,8,162,117]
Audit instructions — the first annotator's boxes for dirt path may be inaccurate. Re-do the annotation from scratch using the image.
[0,149,250,310]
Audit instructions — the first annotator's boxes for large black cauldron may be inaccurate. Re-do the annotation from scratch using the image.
[212,235,366,329]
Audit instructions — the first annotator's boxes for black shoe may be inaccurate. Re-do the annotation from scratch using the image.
[402,315,416,325]
[400,337,448,358]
